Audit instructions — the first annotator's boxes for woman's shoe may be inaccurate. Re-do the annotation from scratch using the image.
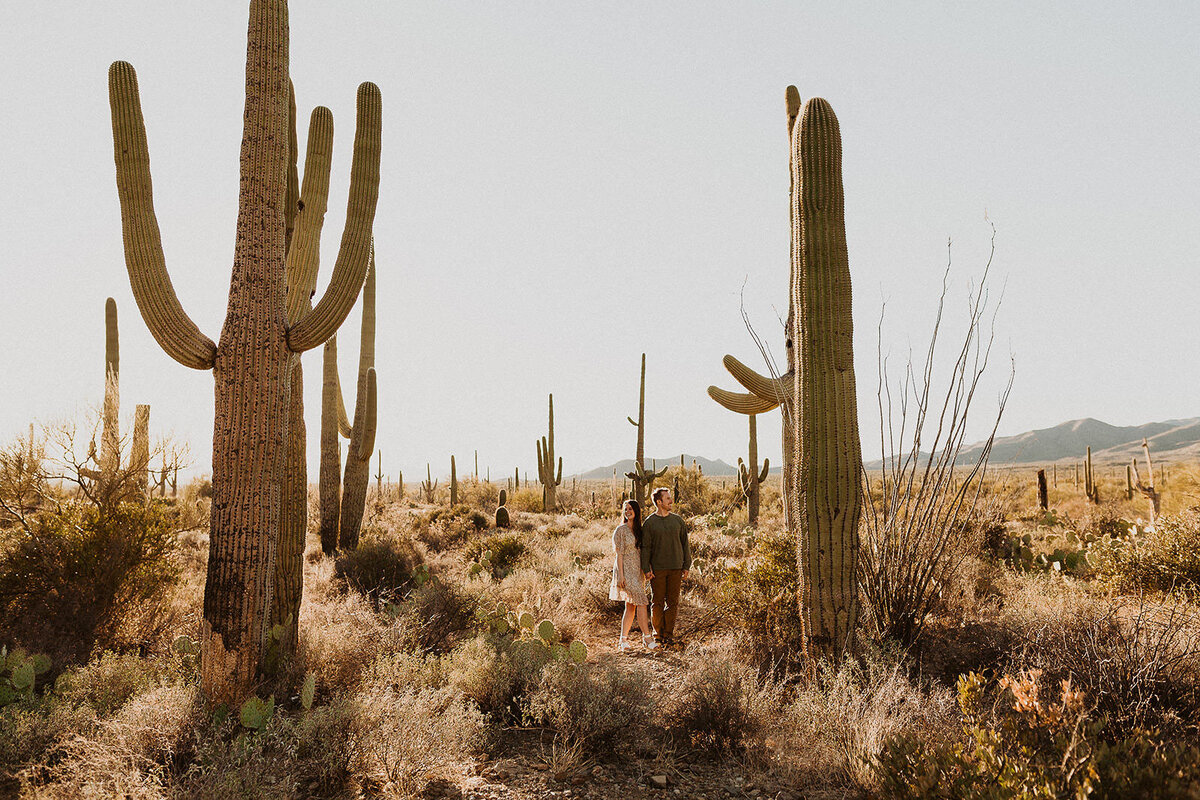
[618,638,632,653]
[642,635,659,650]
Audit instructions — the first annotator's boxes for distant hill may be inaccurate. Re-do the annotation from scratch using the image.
[575,454,780,479]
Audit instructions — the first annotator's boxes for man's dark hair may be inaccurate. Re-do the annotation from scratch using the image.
[651,487,671,506]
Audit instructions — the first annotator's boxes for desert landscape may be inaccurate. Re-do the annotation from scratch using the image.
[1,2,1198,799]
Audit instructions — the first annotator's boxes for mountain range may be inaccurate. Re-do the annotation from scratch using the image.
[573,418,1200,478]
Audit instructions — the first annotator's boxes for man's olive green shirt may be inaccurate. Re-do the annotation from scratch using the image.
[640,512,691,573]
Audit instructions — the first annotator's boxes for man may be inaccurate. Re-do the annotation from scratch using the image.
[640,486,690,648]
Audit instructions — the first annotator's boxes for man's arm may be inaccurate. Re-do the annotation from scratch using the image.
[679,514,691,571]
[640,517,654,575]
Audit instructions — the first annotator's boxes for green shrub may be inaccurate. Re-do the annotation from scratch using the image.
[333,532,423,609]
[54,651,173,716]
[663,658,766,752]
[0,696,95,790]
[714,527,805,668]
[0,503,180,664]
[388,577,479,655]
[465,533,526,576]
[875,670,1200,799]
[1090,508,1200,593]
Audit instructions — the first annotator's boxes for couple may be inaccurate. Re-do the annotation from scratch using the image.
[608,487,691,652]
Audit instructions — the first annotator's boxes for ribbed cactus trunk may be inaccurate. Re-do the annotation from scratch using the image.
[739,414,770,526]
[536,394,562,512]
[338,255,377,550]
[107,0,380,705]
[318,335,353,554]
[130,404,150,496]
[790,97,863,656]
[100,298,121,487]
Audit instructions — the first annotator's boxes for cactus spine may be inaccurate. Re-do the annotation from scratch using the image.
[336,252,379,551]
[107,0,381,705]
[536,394,562,512]
[450,456,458,506]
[738,414,770,526]
[624,354,666,507]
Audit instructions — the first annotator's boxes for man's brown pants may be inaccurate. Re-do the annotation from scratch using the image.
[649,569,683,643]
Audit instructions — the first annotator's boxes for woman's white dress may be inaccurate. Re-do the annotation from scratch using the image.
[608,523,649,604]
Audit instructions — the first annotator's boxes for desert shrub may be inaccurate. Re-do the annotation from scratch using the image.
[54,651,175,717]
[1090,507,1200,593]
[333,531,423,609]
[297,591,395,695]
[465,532,526,574]
[415,505,487,551]
[774,653,954,793]
[875,670,1200,799]
[0,503,180,664]
[663,657,778,753]
[714,527,805,668]
[391,577,479,655]
[29,684,200,798]
[349,683,482,796]
[1012,596,1200,736]
[0,697,95,791]
[457,478,500,511]
[524,660,651,754]
[507,487,544,513]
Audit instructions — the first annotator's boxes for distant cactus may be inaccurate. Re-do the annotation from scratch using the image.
[375,450,384,495]
[536,394,562,512]
[107,0,381,704]
[421,463,438,504]
[625,354,666,507]
[100,297,120,482]
[496,488,510,528]
[130,404,150,495]
[1084,446,1100,504]
[738,414,770,526]
[450,455,458,506]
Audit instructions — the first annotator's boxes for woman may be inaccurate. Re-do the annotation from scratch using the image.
[609,499,656,651]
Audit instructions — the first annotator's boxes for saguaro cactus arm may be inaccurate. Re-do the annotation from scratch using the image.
[357,368,377,461]
[285,106,334,325]
[706,386,777,415]
[287,83,382,353]
[108,61,217,371]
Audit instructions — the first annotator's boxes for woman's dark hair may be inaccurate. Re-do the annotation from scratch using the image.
[624,500,644,549]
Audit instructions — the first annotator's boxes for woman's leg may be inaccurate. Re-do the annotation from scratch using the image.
[635,604,653,638]
[620,601,636,640]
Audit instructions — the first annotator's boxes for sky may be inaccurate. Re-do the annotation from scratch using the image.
[1,1,1198,482]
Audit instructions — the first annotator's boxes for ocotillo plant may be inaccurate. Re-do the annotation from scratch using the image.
[625,354,666,507]
[338,254,379,551]
[107,0,381,705]
[536,394,562,512]
[421,464,438,504]
[450,456,458,506]
[738,414,770,526]
[496,488,510,528]
[706,87,863,656]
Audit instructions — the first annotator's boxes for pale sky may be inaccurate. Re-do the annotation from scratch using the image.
[2,2,1197,482]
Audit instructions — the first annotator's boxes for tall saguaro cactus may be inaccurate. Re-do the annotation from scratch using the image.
[337,253,378,551]
[707,87,862,656]
[738,414,770,526]
[450,456,459,506]
[536,394,562,512]
[100,298,121,482]
[625,353,666,507]
[107,0,381,705]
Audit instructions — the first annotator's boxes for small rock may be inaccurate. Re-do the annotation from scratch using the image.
[649,775,669,789]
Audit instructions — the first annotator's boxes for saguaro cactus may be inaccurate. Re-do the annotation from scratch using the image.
[738,414,770,526]
[336,254,379,551]
[107,0,381,705]
[450,456,459,506]
[536,394,562,512]
[130,405,151,495]
[421,463,438,504]
[625,354,666,507]
[496,488,510,528]
[375,451,384,495]
[100,297,121,482]
[319,335,353,554]
[707,87,862,656]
